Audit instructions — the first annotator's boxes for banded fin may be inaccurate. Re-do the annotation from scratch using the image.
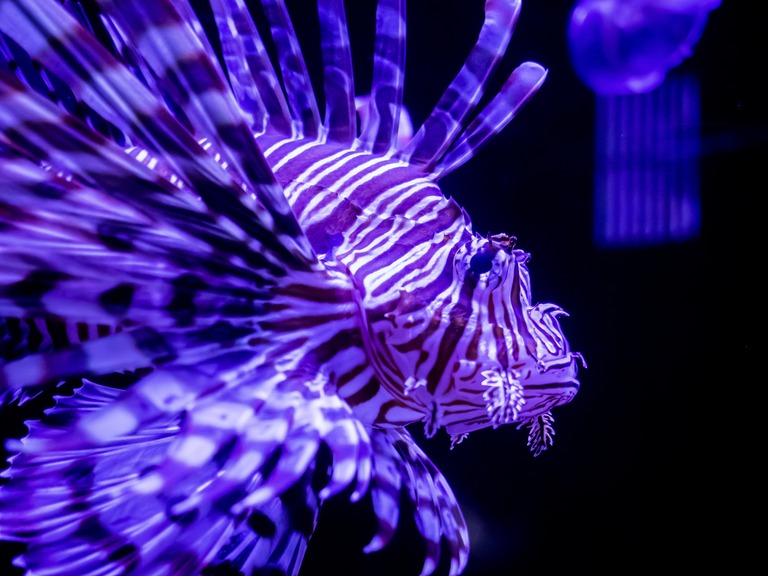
[0,76,304,290]
[434,61,547,178]
[0,8,128,148]
[95,0,300,227]
[367,428,469,576]
[0,316,118,363]
[317,0,356,144]
[1,377,366,576]
[401,0,523,169]
[0,0,314,264]
[357,0,407,153]
[0,314,120,407]
[261,0,321,138]
[206,465,322,576]
[208,0,293,135]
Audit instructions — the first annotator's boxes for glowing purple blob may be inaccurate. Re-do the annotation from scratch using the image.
[567,0,721,95]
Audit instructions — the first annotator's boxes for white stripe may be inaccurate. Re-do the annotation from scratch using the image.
[290,151,372,219]
[402,196,443,220]
[299,158,399,226]
[381,222,464,296]
[327,156,393,195]
[283,147,356,202]
[270,139,325,173]
[262,137,297,159]
[345,218,415,277]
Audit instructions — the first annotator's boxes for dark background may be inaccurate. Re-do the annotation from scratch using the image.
[1,1,761,575]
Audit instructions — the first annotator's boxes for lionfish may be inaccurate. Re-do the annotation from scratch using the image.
[0,0,582,574]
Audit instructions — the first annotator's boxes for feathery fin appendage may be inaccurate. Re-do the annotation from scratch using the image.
[518,410,556,457]
[1,373,372,575]
[0,27,127,147]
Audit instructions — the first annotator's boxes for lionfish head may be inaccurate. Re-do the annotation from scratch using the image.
[447,233,581,432]
[368,231,581,441]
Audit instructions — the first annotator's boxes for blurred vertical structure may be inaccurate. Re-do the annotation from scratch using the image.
[593,73,701,247]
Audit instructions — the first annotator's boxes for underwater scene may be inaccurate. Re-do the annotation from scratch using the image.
[0,0,758,574]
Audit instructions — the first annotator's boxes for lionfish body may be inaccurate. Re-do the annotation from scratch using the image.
[0,1,580,575]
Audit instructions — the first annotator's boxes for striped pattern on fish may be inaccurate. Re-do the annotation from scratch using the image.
[0,1,582,575]
[261,135,580,438]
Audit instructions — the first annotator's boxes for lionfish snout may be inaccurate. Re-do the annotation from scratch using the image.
[365,234,581,441]
[441,332,581,430]
[437,308,581,439]
[448,238,582,435]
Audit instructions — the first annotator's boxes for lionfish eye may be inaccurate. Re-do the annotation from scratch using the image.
[469,250,495,274]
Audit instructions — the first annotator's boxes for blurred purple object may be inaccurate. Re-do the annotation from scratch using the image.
[594,74,701,247]
[567,0,721,95]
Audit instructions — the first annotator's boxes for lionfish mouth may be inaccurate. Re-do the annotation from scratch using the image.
[354,232,584,440]
[441,348,582,437]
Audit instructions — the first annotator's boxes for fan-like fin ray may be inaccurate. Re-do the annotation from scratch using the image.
[0,328,176,391]
[0,3,129,147]
[209,0,293,136]
[395,433,442,576]
[0,269,269,332]
[2,372,364,574]
[0,165,290,301]
[367,429,469,576]
[358,0,406,153]
[434,61,547,179]
[170,0,224,67]
[0,74,293,293]
[364,428,404,553]
[260,0,321,138]
[94,1,254,179]
[317,0,355,143]
[1,380,227,575]
[231,387,372,512]
[0,157,274,295]
[0,0,313,265]
[95,0,311,255]
[207,467,321,576]
[400,0,522,169]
